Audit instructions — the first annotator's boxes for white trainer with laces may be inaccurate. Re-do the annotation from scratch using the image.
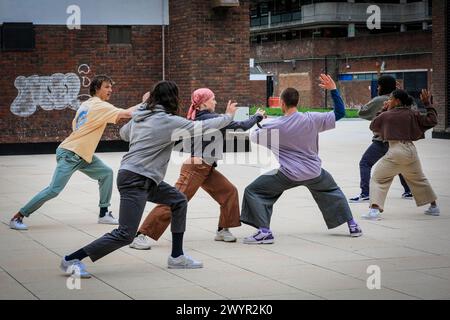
[9,218,28,230]
[243,229,274,244]
[98,212,119,225]
[214,228,237,242]
[168,255,203,269]
[129,234,153,250]
[424,205,440,216]
[60,258,91,278]
[362,208,382,221]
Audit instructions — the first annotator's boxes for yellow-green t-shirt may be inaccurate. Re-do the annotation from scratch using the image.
[59,97,122,163]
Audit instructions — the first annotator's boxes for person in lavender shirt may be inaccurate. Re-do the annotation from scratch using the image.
[240,74,363,244]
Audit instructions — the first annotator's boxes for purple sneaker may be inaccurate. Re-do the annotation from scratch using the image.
[243,229,274,244]
[349,224,363,238]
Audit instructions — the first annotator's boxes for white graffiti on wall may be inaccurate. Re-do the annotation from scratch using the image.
[11,64,92,117]
[78,64,91,88]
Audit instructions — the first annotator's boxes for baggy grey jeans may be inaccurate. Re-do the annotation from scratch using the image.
[240,169,353,230]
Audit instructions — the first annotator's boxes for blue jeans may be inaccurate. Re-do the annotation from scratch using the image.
[359,141,411,197]
[20,148,113,217]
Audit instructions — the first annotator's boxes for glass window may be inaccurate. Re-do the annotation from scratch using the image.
[1,23,35,51]
[108,26,131,44]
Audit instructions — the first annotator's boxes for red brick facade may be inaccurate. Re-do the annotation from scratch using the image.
[168,0,251,113]
[0,2,252,146]
[251,30,432,108]
[0,1,446,147]
[249,80,267,107]
[0,25,162,144]
[432,0,448,137]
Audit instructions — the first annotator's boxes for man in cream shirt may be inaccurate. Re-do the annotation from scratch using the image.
[10,75,145,230]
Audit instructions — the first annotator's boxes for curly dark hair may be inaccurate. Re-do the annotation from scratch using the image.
[391,89,414,107]
[378,75,397,96]
[89,75,114,96]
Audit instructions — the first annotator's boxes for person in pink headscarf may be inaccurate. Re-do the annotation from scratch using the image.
[186,88,215,121]
[129,88,266,249]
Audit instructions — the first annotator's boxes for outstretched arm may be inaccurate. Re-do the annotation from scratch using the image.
[173,102,237,139]
[226,108,265,131]
[119,121,131,142]
[358,97,385,120]
[319,74,345,121]
[117,91,150,121]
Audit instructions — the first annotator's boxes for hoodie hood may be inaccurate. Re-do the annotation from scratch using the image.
[133,104,166,122]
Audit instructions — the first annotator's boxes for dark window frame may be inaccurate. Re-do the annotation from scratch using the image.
[107,25,132,45]
[1,22,35,51]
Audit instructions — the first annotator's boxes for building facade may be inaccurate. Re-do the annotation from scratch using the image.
[0,0,251,151]
[431,0,449,139]
[250,0,433,109]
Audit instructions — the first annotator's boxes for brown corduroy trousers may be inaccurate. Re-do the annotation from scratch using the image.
[138,159,241,240]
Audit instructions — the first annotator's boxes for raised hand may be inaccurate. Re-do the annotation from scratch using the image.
[225,100,238,116]
[255,108,267,118]
[318,74,337,90]
[142,91,150,103]
[420,89,432,106]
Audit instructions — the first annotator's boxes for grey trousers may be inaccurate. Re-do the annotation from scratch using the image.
[241,169,353,230]
[84,170,188,262]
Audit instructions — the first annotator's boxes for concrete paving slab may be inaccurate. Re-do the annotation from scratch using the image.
[1,120,449,300]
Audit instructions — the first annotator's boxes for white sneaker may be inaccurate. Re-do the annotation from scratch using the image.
[243,229,275,244]
[9,218,28,230]
[168,254,203,269]
[214,228,237,242]
[424,205,440,216]
[362,208,382,221]
[60,258,91,278]
[98,212,119,225]
[129,234,152,250]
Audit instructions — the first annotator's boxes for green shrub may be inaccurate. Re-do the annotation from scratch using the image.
[249,106,359,118]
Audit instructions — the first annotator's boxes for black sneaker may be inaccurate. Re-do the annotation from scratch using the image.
[401,192,413,200]
[349,194,370,203]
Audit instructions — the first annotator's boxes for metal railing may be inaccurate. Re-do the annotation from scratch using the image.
[250,1,430,30]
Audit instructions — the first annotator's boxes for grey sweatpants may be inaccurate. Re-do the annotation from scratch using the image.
[240,169,353,230]
[83,169,188,262]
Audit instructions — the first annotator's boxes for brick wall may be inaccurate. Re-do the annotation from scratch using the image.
[432,0,448,135]
[0,2,252,146]
[249,80,266,107]
[340,80,404,110]
[277,72,312,107]
[168,0,251,113]
[0,25,162,144]
[251,31,432,108]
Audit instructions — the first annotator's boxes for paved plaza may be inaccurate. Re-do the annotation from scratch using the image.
[1,120,450,300]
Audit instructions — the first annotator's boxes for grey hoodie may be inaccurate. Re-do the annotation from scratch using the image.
[358,95,389,142]
[119,104,233,184]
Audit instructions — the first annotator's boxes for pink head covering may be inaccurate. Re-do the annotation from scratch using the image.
[187,88,215,120]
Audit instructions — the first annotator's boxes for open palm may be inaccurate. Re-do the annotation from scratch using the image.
[318,74,337,90]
